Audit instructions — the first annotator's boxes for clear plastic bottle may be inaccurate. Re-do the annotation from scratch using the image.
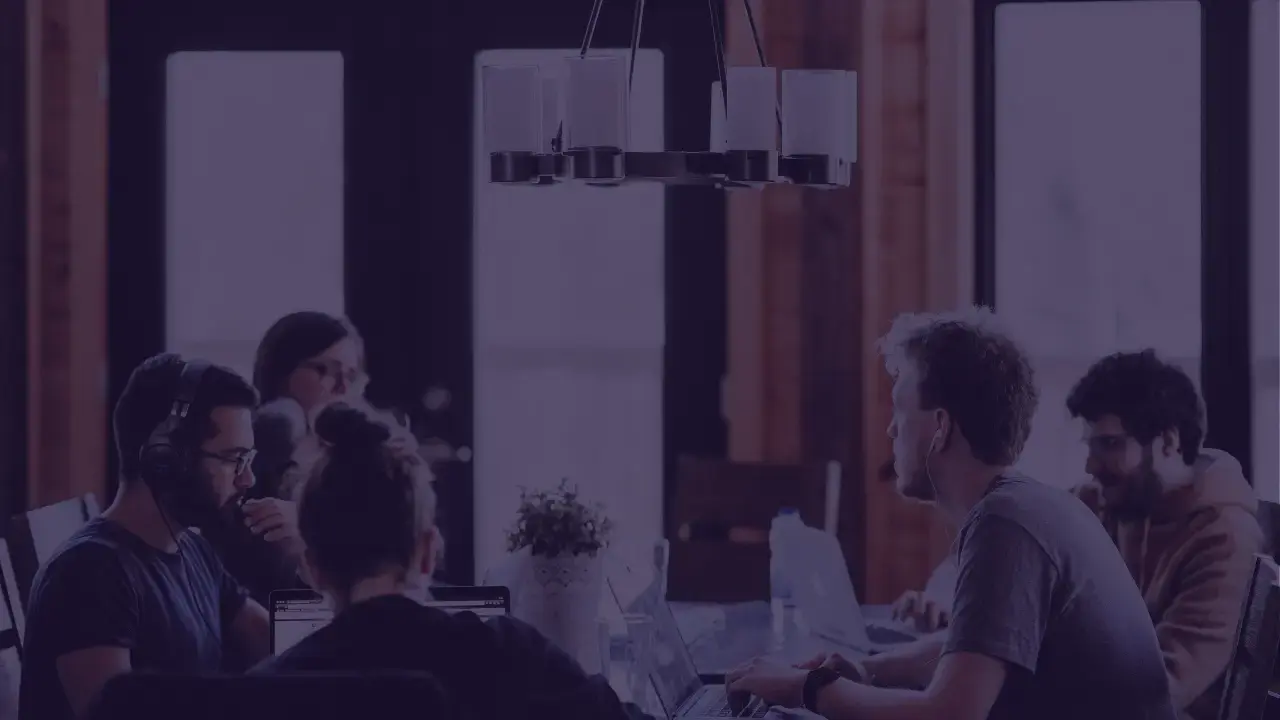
[769,507,802,647]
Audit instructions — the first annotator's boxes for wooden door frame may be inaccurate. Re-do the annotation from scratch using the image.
[109,0,728,583]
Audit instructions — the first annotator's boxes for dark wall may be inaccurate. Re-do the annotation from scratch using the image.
[0,0,27,525]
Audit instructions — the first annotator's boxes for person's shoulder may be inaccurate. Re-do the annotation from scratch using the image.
[26,522,140,619]
[36,521,136,584]
[967,474,1062,524]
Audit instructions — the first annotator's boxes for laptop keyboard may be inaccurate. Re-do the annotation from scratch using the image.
[866,623,917,645]
[696,687,770,718]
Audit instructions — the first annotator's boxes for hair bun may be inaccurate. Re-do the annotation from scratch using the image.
[314,402,391,451]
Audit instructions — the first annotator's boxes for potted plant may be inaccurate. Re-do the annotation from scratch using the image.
[505,479,613,669]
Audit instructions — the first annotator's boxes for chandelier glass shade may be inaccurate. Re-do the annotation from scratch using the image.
[480,0,857,189]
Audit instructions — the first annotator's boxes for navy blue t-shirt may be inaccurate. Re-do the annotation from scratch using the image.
[252,594,634,720]
[18,517,249,720]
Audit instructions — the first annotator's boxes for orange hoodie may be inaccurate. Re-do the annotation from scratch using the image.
[1075,450,1264,720]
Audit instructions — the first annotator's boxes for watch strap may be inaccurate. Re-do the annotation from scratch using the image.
[802,666,842,713]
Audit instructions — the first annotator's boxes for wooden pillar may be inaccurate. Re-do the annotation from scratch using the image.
[724,0,867,593]
[26,0,109,510]
[726,0,973,602]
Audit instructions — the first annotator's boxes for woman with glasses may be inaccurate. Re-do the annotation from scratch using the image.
[206,312,371,616]
[253,311,367,427]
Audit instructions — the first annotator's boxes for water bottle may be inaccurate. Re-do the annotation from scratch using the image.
[769,507,801,647]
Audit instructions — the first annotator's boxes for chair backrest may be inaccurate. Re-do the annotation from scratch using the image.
[8,494,100,612]
[0,542,22,720]
[88,671,451,720]
[666,456,840,602]
[1219,554,1280,720]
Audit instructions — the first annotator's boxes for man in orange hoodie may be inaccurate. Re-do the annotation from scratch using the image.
[891,350,1262,720]
[1064,350,1263,720]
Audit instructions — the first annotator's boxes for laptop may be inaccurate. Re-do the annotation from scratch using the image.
[783,524,917,654]
[269,585,511,655]
[612,580,769,719]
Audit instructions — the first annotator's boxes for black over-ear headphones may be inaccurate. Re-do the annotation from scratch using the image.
[139,360,209,500]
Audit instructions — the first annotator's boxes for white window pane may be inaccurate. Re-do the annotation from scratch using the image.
[1252,0,1280,501]
[165,52,345,377]
[473,49,665,351]
[472,50,666,582]
[473,358,665,584]
[994,2,1202,358]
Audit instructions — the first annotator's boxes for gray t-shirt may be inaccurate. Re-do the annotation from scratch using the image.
[944,474,1175,720]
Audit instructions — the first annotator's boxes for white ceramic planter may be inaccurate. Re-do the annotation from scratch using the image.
[515,552,605,672]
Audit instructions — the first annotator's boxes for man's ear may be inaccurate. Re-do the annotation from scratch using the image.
[933,409,952,450]
[1160,429,1181,458]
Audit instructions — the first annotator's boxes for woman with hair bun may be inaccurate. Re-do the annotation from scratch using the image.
[250,403,636,720]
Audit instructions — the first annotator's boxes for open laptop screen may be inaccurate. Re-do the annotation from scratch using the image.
[271,591,332,655]
[616,579,701,718]
[269,586,511,655]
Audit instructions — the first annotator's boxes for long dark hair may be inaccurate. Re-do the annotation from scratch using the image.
[252,311,365,404]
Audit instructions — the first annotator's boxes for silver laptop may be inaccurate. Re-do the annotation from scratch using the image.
[784,524,917,654]
[269,586,511,655]
[612,580,769,719]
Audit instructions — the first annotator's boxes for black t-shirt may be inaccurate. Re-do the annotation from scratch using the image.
[251,594,632,720]
[18,517,249,720]
[943,475,1176,720]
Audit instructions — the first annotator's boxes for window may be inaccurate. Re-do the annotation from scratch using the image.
[165,52,346,378]
[1252,0,1279,502]
[991,2,1202,485]
[472,49,666,580]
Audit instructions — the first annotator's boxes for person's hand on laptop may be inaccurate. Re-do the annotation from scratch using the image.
[795,652,869,684]
[726,657,807,708]
[890,590,950,632]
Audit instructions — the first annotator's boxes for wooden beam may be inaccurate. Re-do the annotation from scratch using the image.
[726,0,974,602]
[26,0,108,509]
[725,0,867,593]
[859,0,975,602]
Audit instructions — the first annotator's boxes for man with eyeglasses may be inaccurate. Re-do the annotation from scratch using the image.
[19,354,281,720]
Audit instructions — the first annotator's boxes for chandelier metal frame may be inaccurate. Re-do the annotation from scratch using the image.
[484,0,854,188]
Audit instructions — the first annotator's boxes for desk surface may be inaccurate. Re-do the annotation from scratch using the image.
[672,601,906,673]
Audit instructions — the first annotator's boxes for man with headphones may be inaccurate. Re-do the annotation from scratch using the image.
[19,354,277,720]
[725,308,1175,720]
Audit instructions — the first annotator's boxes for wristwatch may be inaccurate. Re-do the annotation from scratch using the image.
[802,667,842,714]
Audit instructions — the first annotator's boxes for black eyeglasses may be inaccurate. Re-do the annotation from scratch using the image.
[198,449,257,476]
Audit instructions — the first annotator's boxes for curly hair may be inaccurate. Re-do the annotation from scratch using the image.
[1065,350,1203,465]
[878,306,1038,466]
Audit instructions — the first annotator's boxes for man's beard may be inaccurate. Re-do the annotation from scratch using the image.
[1101,450,1164,522]
[162,466,230,530]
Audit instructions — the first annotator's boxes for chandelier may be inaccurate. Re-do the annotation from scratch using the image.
[480,0,857,188]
